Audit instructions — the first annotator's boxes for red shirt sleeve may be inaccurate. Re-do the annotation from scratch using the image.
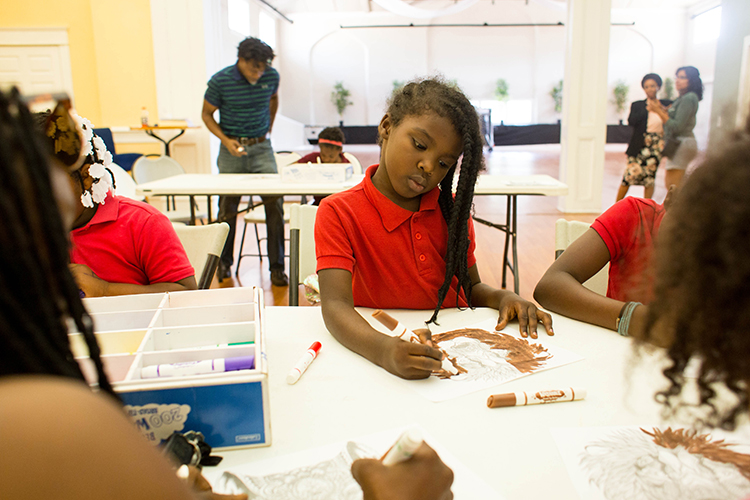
[591,197,641,262]
[135,212,195,284]
[315,198,356,273]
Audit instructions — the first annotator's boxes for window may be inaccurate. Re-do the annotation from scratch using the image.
[693,6,722,45]
[259,11,276,50]
[228,0,251,37]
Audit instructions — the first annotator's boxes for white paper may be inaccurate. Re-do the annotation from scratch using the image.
[215,425,504,499]
[403,318,584,402]
[551,425,750,500]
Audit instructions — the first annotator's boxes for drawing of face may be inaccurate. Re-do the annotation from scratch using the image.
[439,337,520,382]
[579,427,750,500]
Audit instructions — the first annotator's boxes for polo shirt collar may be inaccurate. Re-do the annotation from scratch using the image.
[231,63,243,81]
[363,164,440,232]
[79,191,119,230]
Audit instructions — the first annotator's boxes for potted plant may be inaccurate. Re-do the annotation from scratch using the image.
[550,79,563,119]
[494,78,509,102]
[661,77,675,100]
[331,81,353,126]
[612,79,629,124]
[392,80,406,95]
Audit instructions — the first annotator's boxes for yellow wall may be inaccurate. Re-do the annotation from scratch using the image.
[2,0,159,130]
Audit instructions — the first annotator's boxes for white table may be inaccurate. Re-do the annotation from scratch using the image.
[202,306,666,499]
[136,173,568,294]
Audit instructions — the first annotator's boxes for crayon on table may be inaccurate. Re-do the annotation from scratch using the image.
[487,387,586,408]
[381,428,424,466]
[286,341,322,385]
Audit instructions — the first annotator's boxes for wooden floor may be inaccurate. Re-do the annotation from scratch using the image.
[211,144,673,306]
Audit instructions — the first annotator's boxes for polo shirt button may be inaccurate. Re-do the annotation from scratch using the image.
[419,254,426,262]
[415,233,422,240]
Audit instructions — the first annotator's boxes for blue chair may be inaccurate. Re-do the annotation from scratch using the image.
[93,128,142,172]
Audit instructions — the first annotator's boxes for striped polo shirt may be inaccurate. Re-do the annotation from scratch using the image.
[204,64,279,138]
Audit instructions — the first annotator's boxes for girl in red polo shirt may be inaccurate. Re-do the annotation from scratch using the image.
[315,78,554,380]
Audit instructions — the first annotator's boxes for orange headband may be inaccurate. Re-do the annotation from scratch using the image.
[318,138,343,147]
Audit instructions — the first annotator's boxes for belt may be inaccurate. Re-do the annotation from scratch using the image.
[229,135,266,146]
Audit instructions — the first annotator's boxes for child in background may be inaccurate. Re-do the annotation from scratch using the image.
[315,77,553,380]
[42,108,197,297]
[296,126,350,206]
[0,88,454,500]
[643,118,750,430]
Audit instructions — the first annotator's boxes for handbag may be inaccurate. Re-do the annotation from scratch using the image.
[662,137,682,158]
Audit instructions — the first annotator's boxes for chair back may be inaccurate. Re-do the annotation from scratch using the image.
[289,204,319,306]
[554,219,609,296]
[343,152,363,174]
[107,163,143,201]
[132,155,186,184]
[172,222,229,289]
[275,151,302,170]
[93,127,117,154]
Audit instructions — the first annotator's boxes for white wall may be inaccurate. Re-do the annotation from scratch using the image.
[276,0,693,128]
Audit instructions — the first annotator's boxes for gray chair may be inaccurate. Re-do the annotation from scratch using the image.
[172,222,229,289]
[289,204,319,306]
[132,155,206,224]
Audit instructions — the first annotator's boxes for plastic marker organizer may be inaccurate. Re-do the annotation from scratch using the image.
[372,310,457,375]
[286,341,322,385]
[487,387,586,408]
[141,355,255,379]
[381,428,424,466]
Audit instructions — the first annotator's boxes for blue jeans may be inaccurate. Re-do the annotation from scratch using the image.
[217,140,284,271]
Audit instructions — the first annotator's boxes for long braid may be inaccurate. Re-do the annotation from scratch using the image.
[0,88,118,399]
[384,78,485,326]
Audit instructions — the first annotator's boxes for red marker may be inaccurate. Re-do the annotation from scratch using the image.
[286,341,322,385]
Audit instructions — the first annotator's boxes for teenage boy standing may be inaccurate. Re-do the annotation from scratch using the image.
[202,37,287,286]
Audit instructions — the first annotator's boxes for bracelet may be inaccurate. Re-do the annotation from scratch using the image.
[616,301,642,337]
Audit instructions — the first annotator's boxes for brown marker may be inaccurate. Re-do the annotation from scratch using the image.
[487,387,586,408]
[372,310,420,342]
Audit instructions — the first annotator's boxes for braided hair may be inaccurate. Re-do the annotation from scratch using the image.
[383,77,485,325]
[0,88,117,398]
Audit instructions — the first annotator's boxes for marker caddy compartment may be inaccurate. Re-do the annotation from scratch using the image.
[75,287,271,450]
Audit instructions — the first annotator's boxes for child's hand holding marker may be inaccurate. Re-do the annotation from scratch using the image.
[371,310,457,379]
[351,429,455,500]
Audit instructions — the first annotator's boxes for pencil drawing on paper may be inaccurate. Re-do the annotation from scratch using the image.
[579,427,750,500]
[431,328,552,382]
[221,441,374,500]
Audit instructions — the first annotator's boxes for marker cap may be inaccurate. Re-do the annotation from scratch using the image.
[225,355,255,372]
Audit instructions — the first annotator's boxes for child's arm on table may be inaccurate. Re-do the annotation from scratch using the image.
[319,268,443,379]
[532,229,650,341]
[468,265,554,339]
[70,263,198,297]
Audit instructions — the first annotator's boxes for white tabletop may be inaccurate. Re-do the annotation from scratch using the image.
[135,173,568,198]
[203,306,667,499]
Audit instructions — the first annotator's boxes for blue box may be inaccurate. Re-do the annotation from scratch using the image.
[78,287,271,451]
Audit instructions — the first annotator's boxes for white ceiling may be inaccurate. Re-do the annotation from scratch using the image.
[263,0,706,16]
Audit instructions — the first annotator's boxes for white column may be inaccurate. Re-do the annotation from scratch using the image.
[557,0,611,213]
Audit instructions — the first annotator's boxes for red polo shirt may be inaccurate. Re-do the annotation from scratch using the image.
[70,192,194,286]
[315,164,477,309]
[591,197,665,303]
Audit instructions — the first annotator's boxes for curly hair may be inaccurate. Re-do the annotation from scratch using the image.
[382,77,485,325]
[644,117,750,430]
[237,37,275,64]
[641,73,662,88]
[676,66,704,101]
[0,88,117,399]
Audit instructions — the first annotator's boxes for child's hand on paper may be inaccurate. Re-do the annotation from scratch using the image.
[351,442,454,500]
[496,292,554,339]
[380,335,443,379]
